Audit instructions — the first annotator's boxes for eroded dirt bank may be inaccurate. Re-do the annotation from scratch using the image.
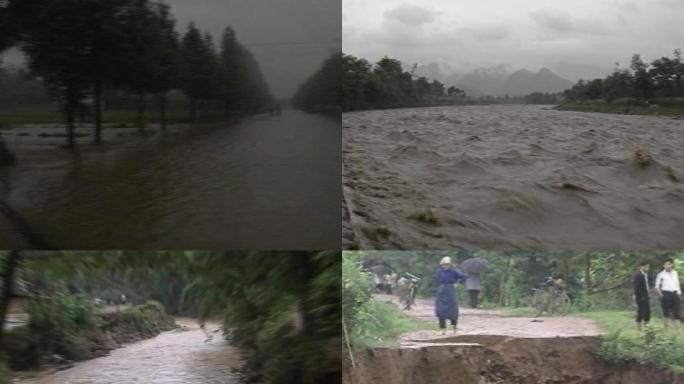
[344,336,682,384]
[343,105,684,249]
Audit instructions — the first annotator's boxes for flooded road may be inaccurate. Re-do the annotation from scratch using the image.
[0,109,340,249]
[18,320,241,384]
[344,105,684,249]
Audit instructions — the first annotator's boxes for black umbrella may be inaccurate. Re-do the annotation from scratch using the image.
[461,258,490,273]
[369,265,392,275]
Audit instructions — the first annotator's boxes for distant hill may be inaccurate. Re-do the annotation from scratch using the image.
[415,62,574,97]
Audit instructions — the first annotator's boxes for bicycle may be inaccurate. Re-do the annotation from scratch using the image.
[398,272,421,310]
[532,278,571,316]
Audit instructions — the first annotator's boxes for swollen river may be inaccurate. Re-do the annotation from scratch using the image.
[0,109,340,249]
[344,105,684,249]
[18,320,240,384]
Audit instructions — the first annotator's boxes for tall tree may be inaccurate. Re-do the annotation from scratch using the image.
[180,23,219,121]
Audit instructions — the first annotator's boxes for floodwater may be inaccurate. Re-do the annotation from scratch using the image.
[343,105,684,249]
[17,320,241,384]
[0,109,340,249]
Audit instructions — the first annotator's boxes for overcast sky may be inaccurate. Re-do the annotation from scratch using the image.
[343,0,684,80]
[166,0,340,98]
[2,0,340,99]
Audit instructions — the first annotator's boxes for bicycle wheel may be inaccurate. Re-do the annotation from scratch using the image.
[553,293,572,315]
[532,290,545,316]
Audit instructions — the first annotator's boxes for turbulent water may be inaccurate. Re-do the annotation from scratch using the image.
[18,320,240,384]
[0,109,340,249]
[343,105,684,249]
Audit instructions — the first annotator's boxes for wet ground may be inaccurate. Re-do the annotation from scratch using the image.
[18,319,241,384]
[0,109,340,249]
[373,294,600,342]
[343,105,684,249]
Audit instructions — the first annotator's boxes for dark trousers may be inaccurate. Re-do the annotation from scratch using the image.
[661,291,681,319]
[468,290,480,308]
[635,297,650,323]
[438,317,456,329]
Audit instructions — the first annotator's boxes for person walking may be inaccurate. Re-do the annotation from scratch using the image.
[465,272,481,309]
[633,260,651,330]
[435,256,467,335]
[655,257,681,328]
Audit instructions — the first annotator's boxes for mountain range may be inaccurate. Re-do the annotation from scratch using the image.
[414,63,577,97]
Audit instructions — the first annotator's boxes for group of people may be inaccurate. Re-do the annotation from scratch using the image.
[634,257,682,329]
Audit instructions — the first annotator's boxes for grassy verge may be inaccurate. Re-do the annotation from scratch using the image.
[577,310,684,370]
[557,101,684,117]
[350,299,431,349]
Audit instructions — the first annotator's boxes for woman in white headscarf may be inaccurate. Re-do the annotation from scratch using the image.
[435,256,467,334]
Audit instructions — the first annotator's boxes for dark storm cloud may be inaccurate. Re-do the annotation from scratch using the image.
[163,0,340,98]
[384,3,436,26]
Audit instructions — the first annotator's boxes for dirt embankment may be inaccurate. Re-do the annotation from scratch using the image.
[344,296,683,384]
[344,335,682,384]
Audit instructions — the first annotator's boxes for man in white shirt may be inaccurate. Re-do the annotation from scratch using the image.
[655,257,682,328]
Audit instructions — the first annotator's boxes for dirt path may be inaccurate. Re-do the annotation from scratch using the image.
[18,319,241,384]
[374,294,600,344]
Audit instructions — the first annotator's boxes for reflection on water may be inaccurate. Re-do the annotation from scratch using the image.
[18,320,241,384]
[0,109,340,249]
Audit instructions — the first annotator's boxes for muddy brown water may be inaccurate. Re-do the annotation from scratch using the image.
[0,109,340,249]
[343,105,684,249]
[18,320,241,384]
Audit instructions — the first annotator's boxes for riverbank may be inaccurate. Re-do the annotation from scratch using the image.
[343,295,684,384]
[556,101,684,117]
[2,302,177,381]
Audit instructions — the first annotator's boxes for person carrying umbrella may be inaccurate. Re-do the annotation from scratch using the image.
[435,256,467,334]
[461,257,490,309]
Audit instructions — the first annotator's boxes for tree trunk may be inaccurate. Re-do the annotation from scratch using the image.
[93,79,103,144]
[499,253,513,306]
[65,92,77,150]
[159,93,167,130]
[585,253,592,290]
[189,98,197,122]
[137,93,146,135]
[0,250,22,346]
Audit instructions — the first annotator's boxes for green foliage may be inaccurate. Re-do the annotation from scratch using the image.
[342,252,428,350]
[293,53,341,113]
[0,359,12,384]
[342,53,465,111]
[27,294,96,362]
[563,49,684,103]
[182,251,341,384]
[594,314,684,369]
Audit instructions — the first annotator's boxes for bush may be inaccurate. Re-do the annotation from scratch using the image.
[27,295,96,363]
[597,326,684,369]
[2,326,37,370]
[0,360,12,384]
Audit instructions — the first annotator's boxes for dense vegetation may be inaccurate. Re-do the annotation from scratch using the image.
[0,251,341,384]
[292,53,341,114]
[0,0,275,148]
[562,49,684,115]
[343,251,684,371]
[342,53,466,111]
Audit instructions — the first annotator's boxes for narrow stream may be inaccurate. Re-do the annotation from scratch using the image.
[18,320,241,384]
